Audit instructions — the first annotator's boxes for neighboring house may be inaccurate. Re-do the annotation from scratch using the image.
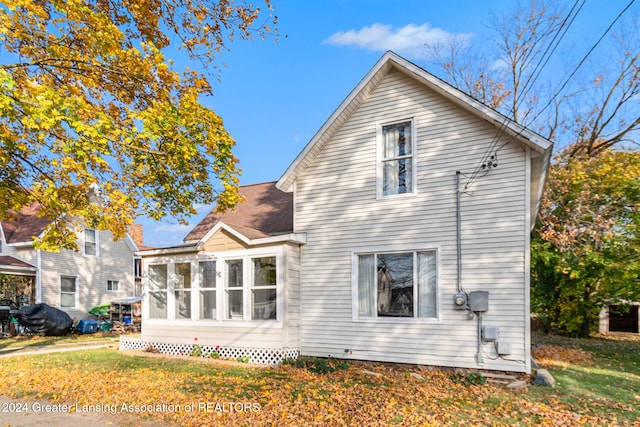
[0,203,141,319]
[132,51,552,372]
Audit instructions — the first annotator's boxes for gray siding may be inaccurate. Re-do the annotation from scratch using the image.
[39,230,135,318]
[295,70,531,372]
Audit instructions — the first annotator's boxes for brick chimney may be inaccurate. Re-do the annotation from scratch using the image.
[128,224,144,249]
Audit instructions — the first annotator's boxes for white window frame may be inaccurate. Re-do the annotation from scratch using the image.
[142,249,282,326]
[224,259,245,320]
[106,280,119,292]
[60,275,78,309]
[84,228,98,256]
[251,256,278,320]
[216,248,283,324]
[352,245,440,323]
[198,260,217,320]
[174,262,192,320]
[146,263,168,319]
[376,118,417,199]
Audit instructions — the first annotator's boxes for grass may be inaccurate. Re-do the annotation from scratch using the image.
[0,332,119,351]
[528,333,640,422]
[0,333,638,426]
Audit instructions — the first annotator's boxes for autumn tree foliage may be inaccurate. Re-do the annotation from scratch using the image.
[532,148,640,336]
[0,0,276,250]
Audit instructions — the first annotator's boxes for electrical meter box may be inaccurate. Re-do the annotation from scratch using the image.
[468,291,489,312]
[482,325,499,341]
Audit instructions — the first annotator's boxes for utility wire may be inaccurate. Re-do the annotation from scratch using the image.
[465,0,584,189]
[465,0,635,189]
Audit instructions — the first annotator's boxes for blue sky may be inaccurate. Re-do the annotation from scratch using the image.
[139,0,632,248]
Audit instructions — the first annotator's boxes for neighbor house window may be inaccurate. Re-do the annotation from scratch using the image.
[148,264,167,319]
[252,256,277,320]
[85,228,97,256]
[60,276,77,308]
[199,261,217,320]
[106,280,119,292]
[175,262,191,319]
[380,120,414,196]
[134,258,142,278]
[356,250,437,319]
[225,259,243,320]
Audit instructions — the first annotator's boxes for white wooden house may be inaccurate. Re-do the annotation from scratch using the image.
[131,51,552,372]
[0,203,140,319]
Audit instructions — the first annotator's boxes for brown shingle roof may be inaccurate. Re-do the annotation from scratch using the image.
[184,182,293,243]
[1,203,50,244]
[0,255,36,269]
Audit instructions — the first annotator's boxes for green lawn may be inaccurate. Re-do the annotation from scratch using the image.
[0,333,637,426]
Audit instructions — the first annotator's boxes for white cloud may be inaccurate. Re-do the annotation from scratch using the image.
[323,23,473,59]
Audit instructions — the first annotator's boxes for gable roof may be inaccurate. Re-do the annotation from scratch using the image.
[276,51,553,194]
[1,203,50,244]
[275,51,553,227]
[183,181,293,244]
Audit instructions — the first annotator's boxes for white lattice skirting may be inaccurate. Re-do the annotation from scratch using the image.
[119,336,300,365]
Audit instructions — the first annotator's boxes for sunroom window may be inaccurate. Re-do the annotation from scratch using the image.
[381,120,413,196]
[357,250,437,319]
[252,256,277,320]
[175,262,191,319]
[199,261,217,320]
[226,259,243,320]
[148,264,167,319]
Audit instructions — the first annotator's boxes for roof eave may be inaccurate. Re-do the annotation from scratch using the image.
[195,222,306,250]
[135,243,199,257]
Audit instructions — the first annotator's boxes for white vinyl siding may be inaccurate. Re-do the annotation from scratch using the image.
[294,69,530,372]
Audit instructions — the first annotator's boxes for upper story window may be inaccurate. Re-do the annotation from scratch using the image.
[134,258,142,278]
[379,120,415,197]
[106,280,119,292]
[84,228,97,256]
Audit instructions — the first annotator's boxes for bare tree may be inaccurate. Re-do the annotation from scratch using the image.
[425,1,640,156]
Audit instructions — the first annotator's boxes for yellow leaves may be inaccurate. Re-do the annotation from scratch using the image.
[0,0,271,250]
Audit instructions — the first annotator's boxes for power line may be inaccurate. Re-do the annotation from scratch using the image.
[466,0,585,189]
[465,0,636,189]
[530,0,636,126]
[518,0,585,112]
